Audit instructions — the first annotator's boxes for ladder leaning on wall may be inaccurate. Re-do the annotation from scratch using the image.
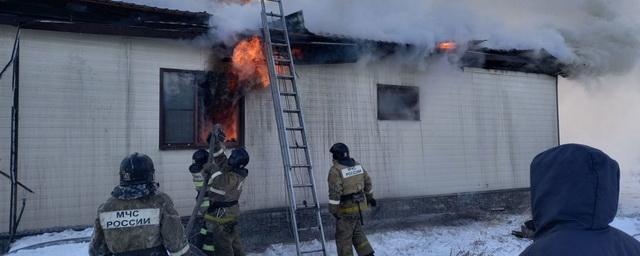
[260,0,327,255]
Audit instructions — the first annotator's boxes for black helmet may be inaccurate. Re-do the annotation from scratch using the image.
[229,148,250,169]
[330,143,350,160]
[192,149,209,165]
[119,153,155,186]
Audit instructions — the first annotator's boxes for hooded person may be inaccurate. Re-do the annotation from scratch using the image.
[327,143,375,256]
[520,144,640,256]
[89,153,190,256]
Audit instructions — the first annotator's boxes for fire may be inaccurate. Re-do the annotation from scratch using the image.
[199,106,239,145]
[221,106,239,143]
[200,36,271,147]
[232,36,270,87]
[437,41,458,51]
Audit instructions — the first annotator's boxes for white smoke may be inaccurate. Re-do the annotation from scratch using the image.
[559,64,640,212]
[123,0,640,76]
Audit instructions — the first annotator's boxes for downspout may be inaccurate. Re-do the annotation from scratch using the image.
[8,27,22,243]
[555,76,560,146]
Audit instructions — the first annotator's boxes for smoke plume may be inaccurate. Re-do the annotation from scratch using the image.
[124,0,640,76]
[559,64,640,212]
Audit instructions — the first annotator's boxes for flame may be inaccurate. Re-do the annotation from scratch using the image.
[199,106,239,145]
[232,36,270,87]
[223,107,239,142]
[437,41,458,51]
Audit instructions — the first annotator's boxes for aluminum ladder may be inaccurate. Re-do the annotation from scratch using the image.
[260,0,327,255]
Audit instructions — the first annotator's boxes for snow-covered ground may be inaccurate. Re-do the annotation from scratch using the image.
[8,215,640,256]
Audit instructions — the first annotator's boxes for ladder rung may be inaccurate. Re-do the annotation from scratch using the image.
[265,12,283,18]
[293,184,314,188]
[301,249,325,254]
[297,226,320,232]
[283,109,300,113]
[280,92,297,96]
[290,165,311,168]
[277,74,294,80]
[289,145,306,149]
[270,27,286,32]
[273,59,291,63]
[286,127,303,131]
[271,42,288,47]
[266,0,281,2]
[270,39,287,44]
[296,205,317,211]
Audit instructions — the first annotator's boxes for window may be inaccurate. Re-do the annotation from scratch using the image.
[160,68,243,150]
[377,84,420,121]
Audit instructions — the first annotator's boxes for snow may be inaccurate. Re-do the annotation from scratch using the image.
[9,228,93,252]
[8,215,640,256]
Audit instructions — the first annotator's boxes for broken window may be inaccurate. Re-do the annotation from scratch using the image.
[160,68,243,150]
[377,84,420,121]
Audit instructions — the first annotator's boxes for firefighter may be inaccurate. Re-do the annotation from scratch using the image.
[89,153,190,256]
[187,128,226,254]
[201,134,250,256]
[328,143,376,256]
[189,149,213,253]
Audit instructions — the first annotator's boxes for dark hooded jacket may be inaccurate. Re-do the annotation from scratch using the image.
[520,144,640,256]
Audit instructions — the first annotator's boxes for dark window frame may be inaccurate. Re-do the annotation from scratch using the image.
[377,84,421,121]
[159,68,244,150]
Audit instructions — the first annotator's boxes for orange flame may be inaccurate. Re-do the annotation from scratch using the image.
[199,107,239,145]
[222,107,239,143]
[437,41,457,51]
[232,36,270,87]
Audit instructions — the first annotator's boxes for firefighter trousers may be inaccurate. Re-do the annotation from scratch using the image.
[335,215,374,256]
[204,220,246,256]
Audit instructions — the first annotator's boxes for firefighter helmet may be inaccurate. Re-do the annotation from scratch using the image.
[330,143,350,160]
[119,153,155,186]
[229,148,250,169]
[192,149,209,165]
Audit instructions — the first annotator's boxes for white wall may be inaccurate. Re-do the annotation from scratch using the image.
[242,61,558,215]
[0,25,208,231]
[0,26,17,233]
[0,25,558,231]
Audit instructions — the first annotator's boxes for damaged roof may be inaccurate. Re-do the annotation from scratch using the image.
[0,0,210,39]
[0,2,563,75]
[283,11,564,76]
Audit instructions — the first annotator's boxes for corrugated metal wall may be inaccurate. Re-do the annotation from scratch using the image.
[0,26,558,231]
[0,26,16,233]
[0,26,209,231]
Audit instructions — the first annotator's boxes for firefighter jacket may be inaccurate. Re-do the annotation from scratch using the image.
[202,154,248,224]
[89,185,190,256]
[327,159,373,216]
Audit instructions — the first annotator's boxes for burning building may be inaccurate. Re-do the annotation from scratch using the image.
[0,0,562,245]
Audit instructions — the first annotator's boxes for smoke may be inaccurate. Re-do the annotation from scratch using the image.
[122,0,640,76]
[559,64,640,212]
[207,0,640,77]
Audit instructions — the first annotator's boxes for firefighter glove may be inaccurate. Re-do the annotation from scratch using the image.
[366,194,377,207]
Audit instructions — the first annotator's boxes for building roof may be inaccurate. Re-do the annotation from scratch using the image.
[0,0,210,39]
[284,11,564,76]
[0,2,563,75]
